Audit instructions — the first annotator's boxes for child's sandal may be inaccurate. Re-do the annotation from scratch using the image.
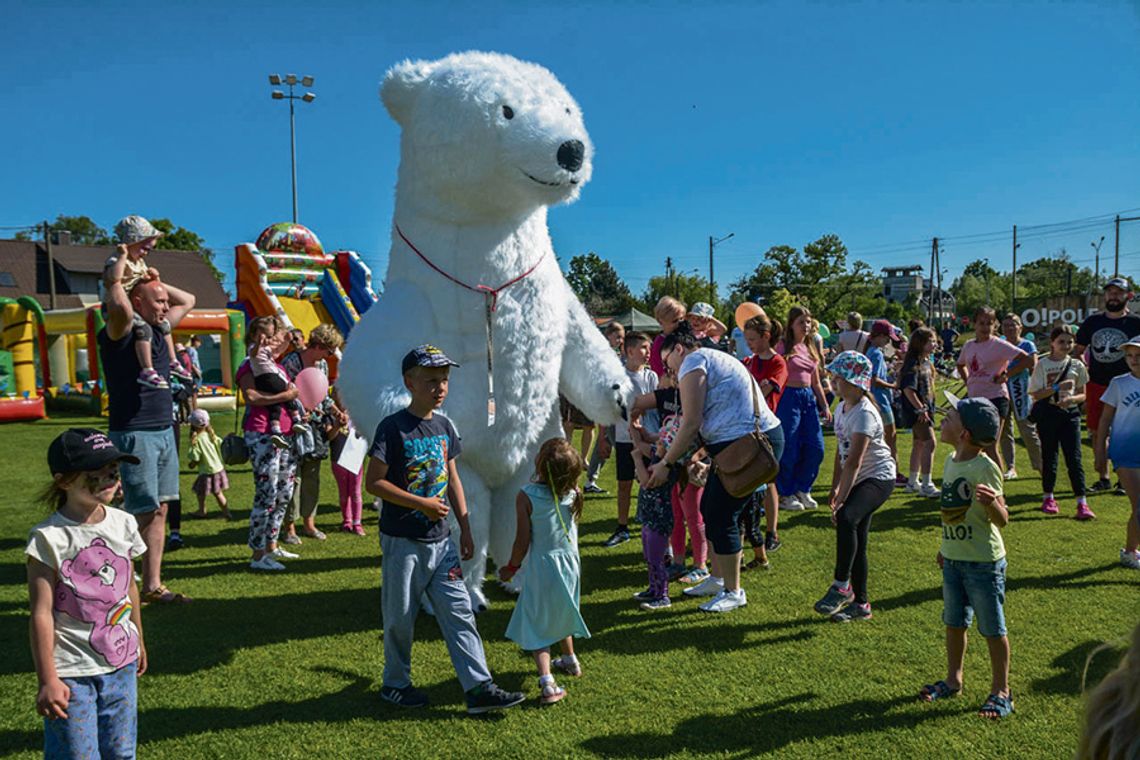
[552,657,582,678]
[539,682,566,705]
[919,680,960,702]
[978,692,1014,719]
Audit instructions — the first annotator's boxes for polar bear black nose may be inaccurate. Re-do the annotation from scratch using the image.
[557,140,584,172]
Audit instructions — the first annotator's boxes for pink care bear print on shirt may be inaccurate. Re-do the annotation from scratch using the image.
[54,538,138,668]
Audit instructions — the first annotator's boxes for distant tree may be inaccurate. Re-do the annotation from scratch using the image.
[1016,250,1094,300]
[15,215,112,245]
[640,272,717,316]
[149,218,224,283]
[565,251,634,316]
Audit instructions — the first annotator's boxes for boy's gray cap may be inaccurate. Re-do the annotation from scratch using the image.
[401,344,459,374]
[942,391,1000,445]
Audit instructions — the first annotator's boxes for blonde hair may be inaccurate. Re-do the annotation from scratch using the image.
[534,438,584,521]
[37,473,81,512]
[654,296,686,320]
[847,311,863,331]
[308,323,344,352]
[1077,621,1140,760]
[247,315,285,349]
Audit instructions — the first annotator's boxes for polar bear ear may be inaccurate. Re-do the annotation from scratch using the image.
[381,59,432,126]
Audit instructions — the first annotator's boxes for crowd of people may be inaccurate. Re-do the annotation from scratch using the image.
[19,215,1140,755]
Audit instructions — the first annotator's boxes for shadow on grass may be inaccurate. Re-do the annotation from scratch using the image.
[578,692,953,756]
[1032,638,1127,696]
[0,665,505,754]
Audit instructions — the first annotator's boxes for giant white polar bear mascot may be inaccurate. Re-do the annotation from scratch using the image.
[337,51,632,609]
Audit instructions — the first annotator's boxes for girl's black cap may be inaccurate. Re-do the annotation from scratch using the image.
[48,428,140,476]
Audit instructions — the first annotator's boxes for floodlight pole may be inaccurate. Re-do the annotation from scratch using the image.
[269,74,316,223]
[709,232,734,304]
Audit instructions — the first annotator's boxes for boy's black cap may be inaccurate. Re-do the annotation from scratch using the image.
[48,428,139,476]
[401,344,460,374]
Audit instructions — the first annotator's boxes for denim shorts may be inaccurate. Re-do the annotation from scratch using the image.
[875,397,895,427]
[942,557,1007,637]
[109,428,180,513]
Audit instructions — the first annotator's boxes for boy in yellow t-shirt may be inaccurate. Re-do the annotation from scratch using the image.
[919,392,1014,719]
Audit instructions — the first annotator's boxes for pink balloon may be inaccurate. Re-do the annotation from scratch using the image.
[295,367,329,411]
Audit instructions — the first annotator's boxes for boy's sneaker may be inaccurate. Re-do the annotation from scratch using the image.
[640,596,672,611]
[679,567,710,584]
[137,368,169,389]
[1075,503,1097,521]
[832,603,873,623]
[764,533,782,553]
[1089,478,1114,493]
[166,533,184,551]
[271,547,299,560]
[683,575,724,597]
[250,555,286,571]
[270,433,289,449]
[1119,548,1140,570]
[699,588,747,613]
[814,584,854,615]
[1040,496,1059,515]
[1115,481,1127,496]
[602,527,630,548]
[583,481,605,494]
[920,483,941,498]
[631,588,656,601]
[380,684,429,709]
[796,491,819,509]
[465,681,525,714]
[780,495,805,512]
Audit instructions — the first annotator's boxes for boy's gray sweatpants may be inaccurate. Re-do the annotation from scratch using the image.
[380,533,492,692]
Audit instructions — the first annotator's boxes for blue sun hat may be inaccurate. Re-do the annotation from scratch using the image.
[826,350,873,392]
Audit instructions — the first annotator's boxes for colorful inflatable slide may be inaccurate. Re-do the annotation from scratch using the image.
[233,223,377,338]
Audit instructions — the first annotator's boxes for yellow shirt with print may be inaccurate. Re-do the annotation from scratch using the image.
[939,453,1006,563]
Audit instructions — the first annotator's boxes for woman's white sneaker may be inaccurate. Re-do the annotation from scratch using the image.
[250,555,286,571]
[780,495,805,512]
[699,588,747,613]
[682,575,724,597]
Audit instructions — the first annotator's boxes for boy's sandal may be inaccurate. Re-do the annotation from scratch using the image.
[978,693,1014,719]
[539,683,566,705]
[744,558,770,571]
[141,585,192,605]
[552,657,582,677]
[919,680,960,702]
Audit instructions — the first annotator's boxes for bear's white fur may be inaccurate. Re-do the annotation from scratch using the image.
[337,51,631,609]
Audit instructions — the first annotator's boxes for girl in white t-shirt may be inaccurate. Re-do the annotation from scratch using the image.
[26,429,148,759]
[1095,337,1140,570]
[815,351,897,623]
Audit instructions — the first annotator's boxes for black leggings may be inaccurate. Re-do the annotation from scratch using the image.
[700,458,753,555]
[1037,405,1086,497]
[834,478,894,604]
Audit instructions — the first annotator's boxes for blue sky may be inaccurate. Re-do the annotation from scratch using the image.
[3,1,1139,299]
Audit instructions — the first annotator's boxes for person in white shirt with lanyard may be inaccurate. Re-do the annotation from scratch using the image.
[647,322,783,614]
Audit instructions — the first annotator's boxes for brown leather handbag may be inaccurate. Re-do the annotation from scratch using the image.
[708,378,780,497]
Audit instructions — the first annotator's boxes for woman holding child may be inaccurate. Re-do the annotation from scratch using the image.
[237,316,302,571]
[647,322,783,614]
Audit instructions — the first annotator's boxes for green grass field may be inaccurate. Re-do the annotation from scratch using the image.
[0,410,1136,758]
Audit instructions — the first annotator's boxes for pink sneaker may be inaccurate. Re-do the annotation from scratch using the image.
[352,524,367,536]
[1040,496,1059,515]
[1075,502,1097,521]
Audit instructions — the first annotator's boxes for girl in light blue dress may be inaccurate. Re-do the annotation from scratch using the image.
[500,438,591,705]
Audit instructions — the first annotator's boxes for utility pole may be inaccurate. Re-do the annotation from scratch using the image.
[928,237,937,324]
[1011,225,1018,309]
[1091,235,1105,292]
[1115,214,1140,277]
[665,256,676,298]
[708,232,734,305]
[43,221,57,310]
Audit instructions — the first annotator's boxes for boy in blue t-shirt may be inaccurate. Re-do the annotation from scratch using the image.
[364,344,524,714]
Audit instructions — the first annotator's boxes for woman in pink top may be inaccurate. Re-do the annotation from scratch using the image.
[956,306,1035,470]
[775,306,832,512]
[236,316,301,572]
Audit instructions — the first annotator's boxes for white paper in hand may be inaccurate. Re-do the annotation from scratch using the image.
[337,428,369,475]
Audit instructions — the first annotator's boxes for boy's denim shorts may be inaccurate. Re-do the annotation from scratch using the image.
[942,556,1007,637]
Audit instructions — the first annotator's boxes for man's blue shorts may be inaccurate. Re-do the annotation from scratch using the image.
[109,428,180,514]
[942,557,1007,637]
